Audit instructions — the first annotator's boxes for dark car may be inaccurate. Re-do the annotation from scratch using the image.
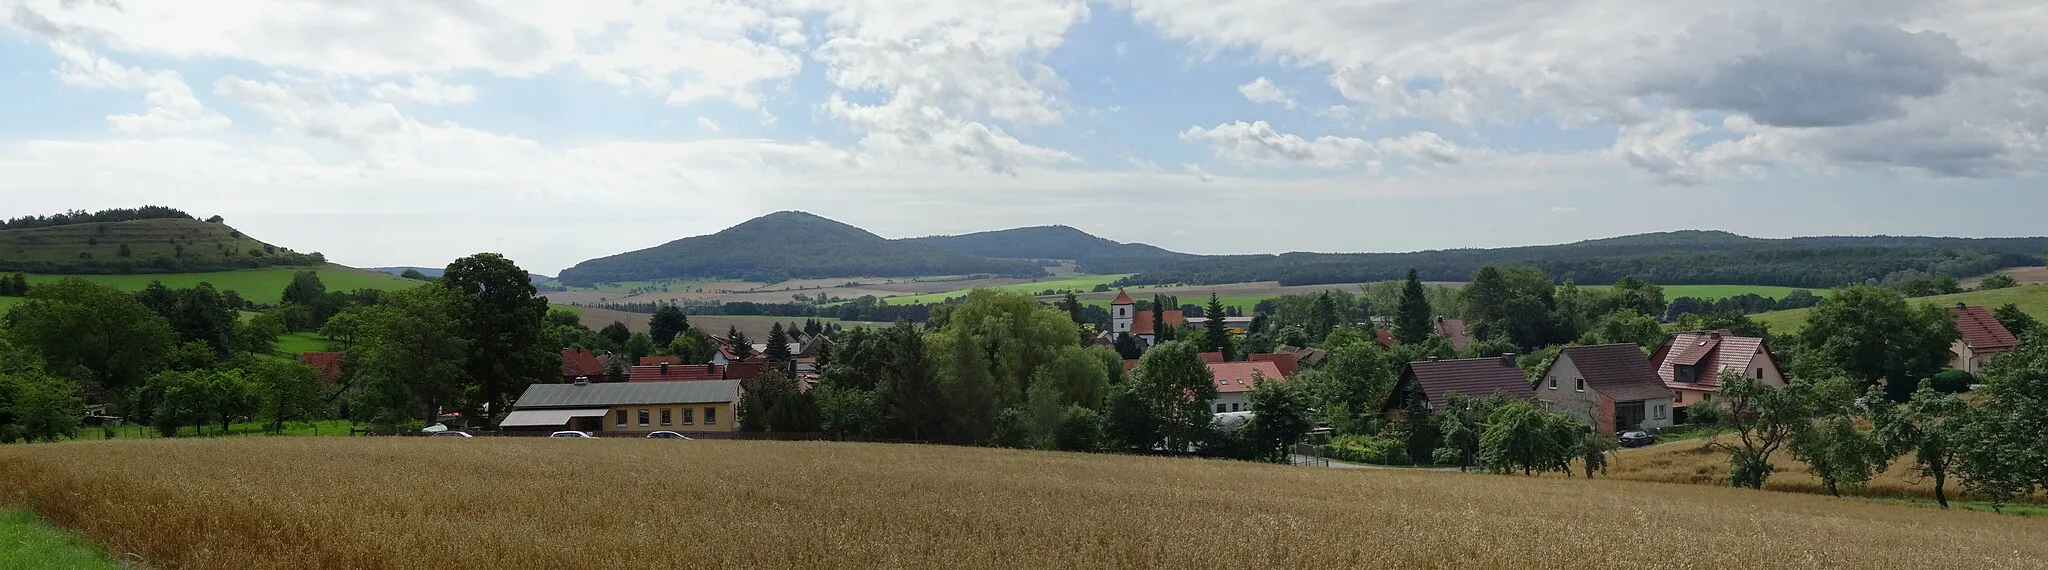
[646,431,691,440]
[1618,430,1656,448]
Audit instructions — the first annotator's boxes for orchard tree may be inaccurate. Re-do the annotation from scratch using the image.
[1790,385,1888,497]
[1991,304,2037,338]
[1710,374,1844,489]
[1870,386,1969,507]
[251,357,328,434]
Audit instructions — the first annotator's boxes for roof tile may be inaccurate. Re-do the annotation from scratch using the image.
[1556,344,1676,402]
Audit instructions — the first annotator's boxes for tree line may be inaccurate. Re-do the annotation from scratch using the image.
[0,206,200,231]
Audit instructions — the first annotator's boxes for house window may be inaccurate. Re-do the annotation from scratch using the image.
[1548,376,1558,390]
[660,408,672,426]
[1216,403,1227,413]
[638,409,650,426]
[1674,392,1683,403]
[1756,368,1764,379]
[1675,364,1699,382]
[682,408,695,425]
[1700,393,1712,403]
[615,410,627,427]
[1575,378,1585,392]
[704,407,717,425]
[1654,405,1667,420]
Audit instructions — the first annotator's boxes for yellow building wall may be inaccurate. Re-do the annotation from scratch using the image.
[601,402,738,434]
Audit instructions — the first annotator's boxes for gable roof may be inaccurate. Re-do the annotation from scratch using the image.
[1949,304,2020,354]
[1554,344,1676,402]
[1208,361,1287,394]
[1198,352,1225,363]
[1130,310,1186,336]
[1375,329,1395,350]
[513,380,740,409]
[723,360,774,381]
[562,348,605,379]
[1276,345,1328,365]
[300,352,343,385]
[1399,357,1535,409]
[1652,331,1770,389]
[1248,353,1300,378]
[1112,289,1134,305]
[1433,317,1472,351]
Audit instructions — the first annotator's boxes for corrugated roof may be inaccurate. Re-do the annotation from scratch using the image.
[513,380,740,409]
[1653,331,1765,389]
[1556,344,1676,402]
[499,408,608,427]
[1402,357,1535,409]
[1209,361,1287,394]
[1950,305,2020,353]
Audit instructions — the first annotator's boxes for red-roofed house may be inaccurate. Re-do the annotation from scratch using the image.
[300,352,344,385]
[630,362,728,382]
[1432,317,1473,351]
[562,348,606,383]
[1209,361,1287,413]
[1248,352,1300,378]
[1109,289,1189,348]
[1650,330,1785,414]
[1198,352,1225,363]
[1948,303,2020,375]
[639,356,684,366]
[1375,329,1396,350]
[1537,344,1677,433]
[1385,354,1536,416]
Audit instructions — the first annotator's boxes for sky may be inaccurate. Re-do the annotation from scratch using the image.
[2,0,2046,276]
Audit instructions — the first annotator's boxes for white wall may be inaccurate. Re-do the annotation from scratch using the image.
[1538,354,1599,428]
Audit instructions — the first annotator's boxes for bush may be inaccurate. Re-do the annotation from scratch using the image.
[1929,369,1975,394]
[1324,435,1410,465]
[1052,406,1103,452]
[1684,402,1721,426]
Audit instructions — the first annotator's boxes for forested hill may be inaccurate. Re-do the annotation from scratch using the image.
[555,211,1048,285]
[905,225,1194,273]
[0,210,325,274]
[1123,230,2048,289]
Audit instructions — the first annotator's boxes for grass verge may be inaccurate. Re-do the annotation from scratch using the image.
[0,509,121,569]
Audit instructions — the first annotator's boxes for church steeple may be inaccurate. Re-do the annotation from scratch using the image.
[1111,289,1135,335]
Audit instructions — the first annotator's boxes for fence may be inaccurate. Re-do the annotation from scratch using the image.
[1291,443,1327,467]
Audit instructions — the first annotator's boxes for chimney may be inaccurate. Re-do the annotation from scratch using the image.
[705,364,716,374]
[1500,353,1518,367]
[1435,316,1445,324]
[1956,302,1968,310]
[1709,331,1721,340]
[660,363,670,375]
[1426,356,1441,362]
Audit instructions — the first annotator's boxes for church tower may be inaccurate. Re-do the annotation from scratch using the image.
[1110,289,1135,335]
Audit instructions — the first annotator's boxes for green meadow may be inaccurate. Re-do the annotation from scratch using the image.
[879,273,1134,305]
[1754,284,2048,333]
[18,264,419,305]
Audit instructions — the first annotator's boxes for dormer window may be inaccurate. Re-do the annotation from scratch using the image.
[1675,364,1700,382]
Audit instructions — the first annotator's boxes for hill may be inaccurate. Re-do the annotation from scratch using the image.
[1125,230,2045,289]
[0,217,323,274]
[370,266,553,288]
[556,211,1046,286]
[3,439,2042,568]
[1752,284,2048,333]
[905,225,1193,273]
[13,264,420,305]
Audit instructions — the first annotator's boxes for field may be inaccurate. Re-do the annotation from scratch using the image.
[17,264,419,305]
[0,296,20,315]
[2,439,2043,569]
[272,332,332,355]
[1595,284,1824,300]
[1753,284,2048,333]
[0,509,120,569]
[1592,436,2046,510]
[1963,266,2048,288]
[575,306,890,339]
[877,273,1135,305]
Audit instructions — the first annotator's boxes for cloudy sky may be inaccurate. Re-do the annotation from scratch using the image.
[3,0,2045,275]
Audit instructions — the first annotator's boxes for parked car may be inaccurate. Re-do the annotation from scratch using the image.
[1618,430,1656,448]
[549,431,595,438]
[431,431,474,438]
[646,431,691,440]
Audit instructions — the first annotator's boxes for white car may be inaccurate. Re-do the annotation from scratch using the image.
[549,431,595,438]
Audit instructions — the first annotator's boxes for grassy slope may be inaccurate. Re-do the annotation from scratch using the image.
[3,439,2045,569]
[0,509,120,569]
[273,332,332,355]
[20,264,419,304]
[1753,284,2048,333]
[0,218,278,264]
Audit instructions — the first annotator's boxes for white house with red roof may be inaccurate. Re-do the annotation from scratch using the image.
[1947,303,2021,375]
[1649,330,1786,413]
[1109,289,1186,348]
[1208,361,1287,413]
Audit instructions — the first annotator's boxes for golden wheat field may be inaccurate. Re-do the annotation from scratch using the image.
[2,439,2045,570]
[1600,437,2048,504]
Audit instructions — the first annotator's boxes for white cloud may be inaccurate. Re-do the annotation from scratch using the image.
[696,117,722,133]
[368,77,478,106]
[1372,131,1467,166]
[1238,77,1294,108]
[47,42,228,135]
[1181,121,1371,169]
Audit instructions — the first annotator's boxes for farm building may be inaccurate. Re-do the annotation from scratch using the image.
[1384,354,1536,417]
[1947,303,2020,375]
[1649,330,1785,416]
[500,380,741,435]
[1536,344,1677,434]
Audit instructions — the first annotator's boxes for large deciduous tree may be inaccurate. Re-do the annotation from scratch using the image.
[648,305,689,347]
[1798,286,1959,401]
[1130,341,1218,454]
[2,278,178,402]
[1246,376,1312,463]
[441,253,560,425]
[1870,386,1969,507]
[345,286,469,425]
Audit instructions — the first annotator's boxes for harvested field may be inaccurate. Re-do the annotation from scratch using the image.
[2,439,2044,569]
[1964,266,2048,288]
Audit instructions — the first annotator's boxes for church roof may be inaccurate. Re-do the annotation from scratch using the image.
[1112,289,1134,305]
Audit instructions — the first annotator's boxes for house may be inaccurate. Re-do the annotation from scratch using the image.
[1110,289,1186,347]
[639,356,684,366]
[1198,352,1226,363]
[1649,330,1786,414]
[1247,352,1301,378]
[299,352,344,385]
[1384,354,1536,415]
[1208,361,1288,414]
[1274,345,1329,367]
[1536,344,1677,434]
[562,348,606,383]
[628,361,780,383]
[1948,303,2020,375]
[499,379,742,435]
[1432,317,1472,351]
[1375,329,1395,350]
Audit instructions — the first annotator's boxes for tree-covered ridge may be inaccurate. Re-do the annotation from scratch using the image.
[556,211,1046,285]
[1124,233,2041,289]
[905,225,1194,273]
[0,218,325,275]
[0,206,196,231]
